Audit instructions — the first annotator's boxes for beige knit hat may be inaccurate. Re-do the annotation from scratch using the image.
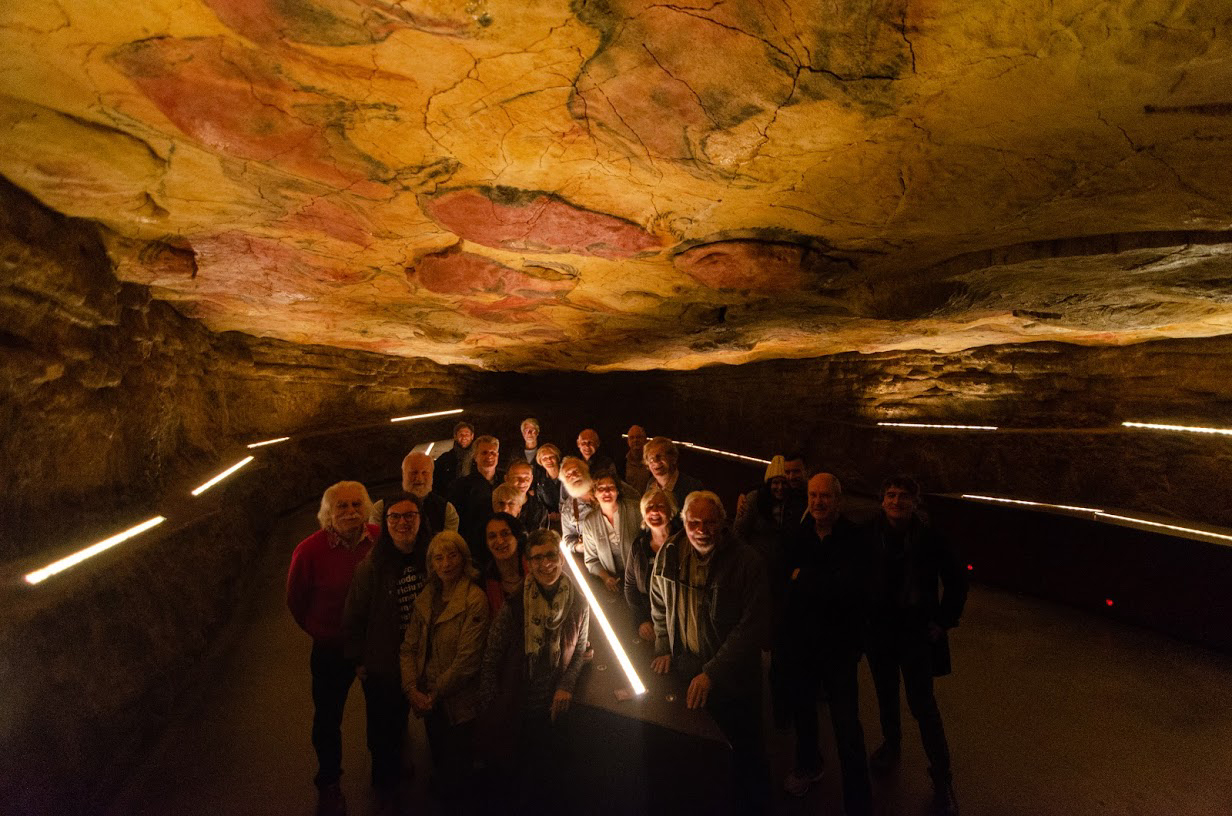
[763,455,786,482]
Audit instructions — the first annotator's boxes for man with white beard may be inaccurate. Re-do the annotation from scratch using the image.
[558,456,597,555]
[396,451,458,534]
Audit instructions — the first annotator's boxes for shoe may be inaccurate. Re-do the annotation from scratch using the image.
[931,778,959,816]
[783,766,824,797]
[316,782,347,816]
[869,741,901,775]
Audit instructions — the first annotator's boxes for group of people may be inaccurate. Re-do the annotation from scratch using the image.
[286,418,968,816]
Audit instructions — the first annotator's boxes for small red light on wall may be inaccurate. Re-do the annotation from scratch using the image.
[1105,599,1115,607]
[966,564,974,571]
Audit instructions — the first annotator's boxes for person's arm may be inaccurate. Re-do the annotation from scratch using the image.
[342,556,374,664]
[286,539,313,632]
[649,548,670,656]
[430,586,491,698]
[561,498,583,551]
[479,601,514,706]
[400,603,426,696]
[702,550,769,688]
[557,605,590,695]
[443,501,460,532]
[581,517,605,577]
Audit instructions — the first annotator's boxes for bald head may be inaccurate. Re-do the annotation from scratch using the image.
[577,429,600,460]
[402,451,435,497]
[807,472,842,530]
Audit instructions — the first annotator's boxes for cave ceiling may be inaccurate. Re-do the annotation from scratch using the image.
[2,0,1231,371]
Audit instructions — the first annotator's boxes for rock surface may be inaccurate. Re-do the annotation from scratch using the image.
[1,0,1231,370]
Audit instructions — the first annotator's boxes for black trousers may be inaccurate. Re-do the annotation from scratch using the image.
[790,654,872,816]
[363,674,409,788]
[310,643,360,788]
[866,624,952,781]
[424,709,476,811]
[708,692,770,815]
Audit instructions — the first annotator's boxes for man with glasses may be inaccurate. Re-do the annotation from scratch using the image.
[649,491,769,814]
[642,436,704,509]
[580,471,640,592]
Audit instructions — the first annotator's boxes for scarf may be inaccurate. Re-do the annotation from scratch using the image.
[523,575,573,678]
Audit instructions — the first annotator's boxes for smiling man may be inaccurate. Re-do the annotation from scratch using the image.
[649,490,769,814]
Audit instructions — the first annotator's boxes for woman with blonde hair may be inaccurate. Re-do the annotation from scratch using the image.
[400,531,489,810]
[624,486,678,641]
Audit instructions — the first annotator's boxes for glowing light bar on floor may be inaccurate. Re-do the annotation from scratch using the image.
[190,456,255,496]
[25,516,167,585]
[559,541,647,696]
[246,436,290,449]
[1122,421,1232,437]
[961,494,1101,513]
[879,422,1000,431]
[390,408,464,423]
[961,495,1232,544]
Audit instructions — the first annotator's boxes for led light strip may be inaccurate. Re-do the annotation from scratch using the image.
[390,408,464,423]
[961,494,1232,544]
[246,436,290,449]
[424,441,435,456]
[25,516,167,585]
[622,434,771,466]
[558,540,647,696]
[879,422,1000,431]
[190,456,255,496]
[1122,421,1232,437]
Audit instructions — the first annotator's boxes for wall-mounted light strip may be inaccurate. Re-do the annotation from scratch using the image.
[622,434,770,466]
[424,441,435,456]
[246,436,290,449]
[190,456,255,497]
[558,541,647,696]
[879,422,1000,431]
[25,516,167,585]
[1122,421,1232,437]
[390,408,464,423]
[961,494,1101,513]
[961,494,1232,545]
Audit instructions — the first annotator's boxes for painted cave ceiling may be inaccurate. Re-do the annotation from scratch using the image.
[2,0,1231,371]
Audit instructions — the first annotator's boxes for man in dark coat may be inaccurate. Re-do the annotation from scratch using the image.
[432,421,474,497]
[865,476,967,815]
[449,435,505,567]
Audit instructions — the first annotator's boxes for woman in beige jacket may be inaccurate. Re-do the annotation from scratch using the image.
[400,531,490,809]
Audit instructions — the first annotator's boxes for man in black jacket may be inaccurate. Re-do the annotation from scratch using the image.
[776,473,873,815]
[866,476,967,815]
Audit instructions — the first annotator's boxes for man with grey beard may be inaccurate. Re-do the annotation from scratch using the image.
[558,455,597,554]
[398,451,458,534]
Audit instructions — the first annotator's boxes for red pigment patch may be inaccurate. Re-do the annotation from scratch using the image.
[423,188,660,259]
[202,0,471,47]
[277,197,376,248]
[673,240,813,291]
[412,246,577,297]
[194,231,371,287]
[110,37,386,196]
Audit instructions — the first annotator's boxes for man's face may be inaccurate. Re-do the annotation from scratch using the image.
[593,477,620,506]
[475,441,499,470]
[528,542,563,588]
[784,459,806,490]
[684,498,723,555]
[508,465,534,494]
[644,443,674,478]
[455,426,474,448]
[882,487,918,525]
[330,486,367,538]
[808,474,841,527]
[577,430,599,459]
[561,460,585,488]
[402,454,433,496]
[627,425,647,452]
[521,422,539,448]
[493,496,521,515]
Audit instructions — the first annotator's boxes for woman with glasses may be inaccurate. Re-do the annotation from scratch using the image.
[479,529,590,812]
[482,512,528,614]
[343,491,433,808]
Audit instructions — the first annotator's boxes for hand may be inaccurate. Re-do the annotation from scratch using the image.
[651,655,671,674]
[602,572,621,593]
[736,493,747,516]
[572,540,585,554]
[355,664,368,681]
[638,621,655,642]
[928,622,945,642]
[408,688,433,714]
[550,689,572,721]
[686,672,712,710]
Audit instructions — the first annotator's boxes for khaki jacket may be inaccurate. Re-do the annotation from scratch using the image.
[400,579,490,725]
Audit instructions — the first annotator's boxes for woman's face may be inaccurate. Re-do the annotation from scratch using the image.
[528,543,563,588]
[386,500,421,552]
[537,450,560,476]
[486,520,518,562]
[432,545,463,584]
[768,476,787,502]
[643,499,671,530]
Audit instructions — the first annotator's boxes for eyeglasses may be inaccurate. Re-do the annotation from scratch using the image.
[387,511,420,522]
[528,551,561,564]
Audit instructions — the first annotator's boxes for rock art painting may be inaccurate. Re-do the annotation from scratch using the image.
[202,0,482,47]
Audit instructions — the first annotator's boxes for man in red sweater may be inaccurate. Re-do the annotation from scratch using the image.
[287,481,378,816]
